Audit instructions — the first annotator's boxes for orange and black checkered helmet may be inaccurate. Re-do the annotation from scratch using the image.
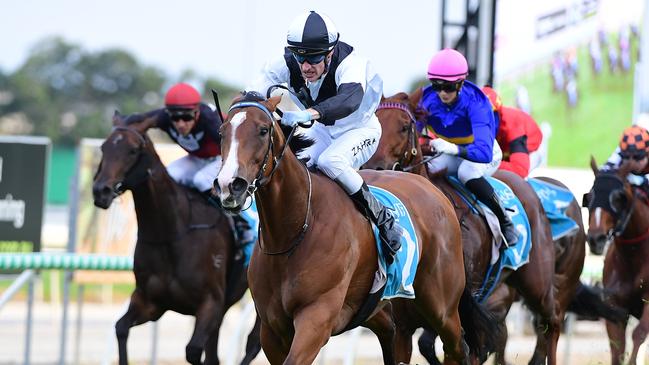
[619,125,649,159]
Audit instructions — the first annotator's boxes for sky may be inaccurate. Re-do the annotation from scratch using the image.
[1,0,644,96]
[0,0,441,95]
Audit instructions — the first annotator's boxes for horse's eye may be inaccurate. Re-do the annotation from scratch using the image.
[401,125,409,133]
[129,148,138,156]
[260,127,269,136]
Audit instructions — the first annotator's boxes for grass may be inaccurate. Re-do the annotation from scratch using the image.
[497,34,637,168]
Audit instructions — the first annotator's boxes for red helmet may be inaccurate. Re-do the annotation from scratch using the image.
[481,86,502,113]
[165,83,200,109]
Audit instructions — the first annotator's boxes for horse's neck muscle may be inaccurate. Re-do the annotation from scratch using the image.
[131,156,186,241]
[257,155,315,251]
[624,200,649,241]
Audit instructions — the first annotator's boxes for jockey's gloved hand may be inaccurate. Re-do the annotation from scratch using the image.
[430,138,459,155]
[281,110,312,127]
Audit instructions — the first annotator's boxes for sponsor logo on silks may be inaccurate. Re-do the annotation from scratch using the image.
[352,138,376,156]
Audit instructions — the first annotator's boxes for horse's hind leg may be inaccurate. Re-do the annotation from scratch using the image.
[363,305,396,365]
[191,296,225,365]
[115,290,163,365]
[239,314,262,365]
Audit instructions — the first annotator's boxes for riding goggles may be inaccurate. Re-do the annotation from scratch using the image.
[621,152,647,161]
[429,79,463,93]
[166,109,197,122]
[293,53,327,65]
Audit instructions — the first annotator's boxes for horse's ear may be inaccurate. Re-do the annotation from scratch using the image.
[380,94,386,102]
[113,110,124,126]
[618,159,633,178]
[589,155,599,176]
[408,87,423,112]
[265,95,282,112]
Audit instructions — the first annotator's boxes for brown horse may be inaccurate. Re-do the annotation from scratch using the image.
[92,112,260,365]
[213,92,492,364]
[364,92,568,365]
[585,157,649,365]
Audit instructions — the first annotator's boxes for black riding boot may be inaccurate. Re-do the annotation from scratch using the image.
[350,182,403,264]
[465,177,519,247]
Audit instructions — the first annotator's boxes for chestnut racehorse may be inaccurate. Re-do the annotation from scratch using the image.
[364,92,567,365]
[92,112,260,365]
[215,92,493,364]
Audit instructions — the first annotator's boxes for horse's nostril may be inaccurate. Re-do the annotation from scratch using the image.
[230,177,248,195]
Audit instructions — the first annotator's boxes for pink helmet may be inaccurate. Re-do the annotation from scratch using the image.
[427,48,469,82]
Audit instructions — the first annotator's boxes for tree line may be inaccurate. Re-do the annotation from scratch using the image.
[0,36,240,146]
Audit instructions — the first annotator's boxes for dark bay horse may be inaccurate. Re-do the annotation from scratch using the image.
[585,157,649,365]
[214,94,488,364]
[364,92,571,365]
[92,112,260,365]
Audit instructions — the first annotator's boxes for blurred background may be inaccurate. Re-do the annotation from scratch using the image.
[0,0,647,364]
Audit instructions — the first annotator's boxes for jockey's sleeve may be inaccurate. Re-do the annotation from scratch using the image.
[199,104,222,143]
[461,102,495,163]
[312,82,364,125]
[602,146,622,171]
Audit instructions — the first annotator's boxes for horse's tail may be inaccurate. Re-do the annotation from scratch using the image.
[458,287,503,362]
[567,281,627,323]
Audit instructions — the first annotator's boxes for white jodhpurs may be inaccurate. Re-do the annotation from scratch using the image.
[298,118,382,194]
[167,155,223,192]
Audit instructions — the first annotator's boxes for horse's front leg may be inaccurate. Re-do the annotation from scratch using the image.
[362,304,396,365]
[607,317,628,365]
[283,303,339,365]
[189,296,225,365]
[115,290,164,365]
[629,299,649,365]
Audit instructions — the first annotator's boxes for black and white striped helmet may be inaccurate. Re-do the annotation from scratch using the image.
[287,11,339,56]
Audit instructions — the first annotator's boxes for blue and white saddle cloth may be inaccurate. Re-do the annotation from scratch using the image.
[448,176,532,271]
[369,186,420,300]
[238,197,259,267]
[447,176,532,302]
[527,178,579,240]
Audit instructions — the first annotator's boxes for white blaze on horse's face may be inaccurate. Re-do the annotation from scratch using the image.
[594,207,602,227]
[217,112,246,202]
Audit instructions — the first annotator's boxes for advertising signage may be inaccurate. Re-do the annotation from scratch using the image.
[0,136,51,253]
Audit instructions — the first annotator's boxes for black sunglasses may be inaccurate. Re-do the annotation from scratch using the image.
[293,53,327,65]
[429,80,462,93]
[622,153,647,161]
[167,109,197,122]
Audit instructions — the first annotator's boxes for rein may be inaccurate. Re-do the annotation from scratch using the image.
[227,100,312,256]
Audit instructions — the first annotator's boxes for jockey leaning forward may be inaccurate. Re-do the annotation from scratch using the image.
[247,10,402,263]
